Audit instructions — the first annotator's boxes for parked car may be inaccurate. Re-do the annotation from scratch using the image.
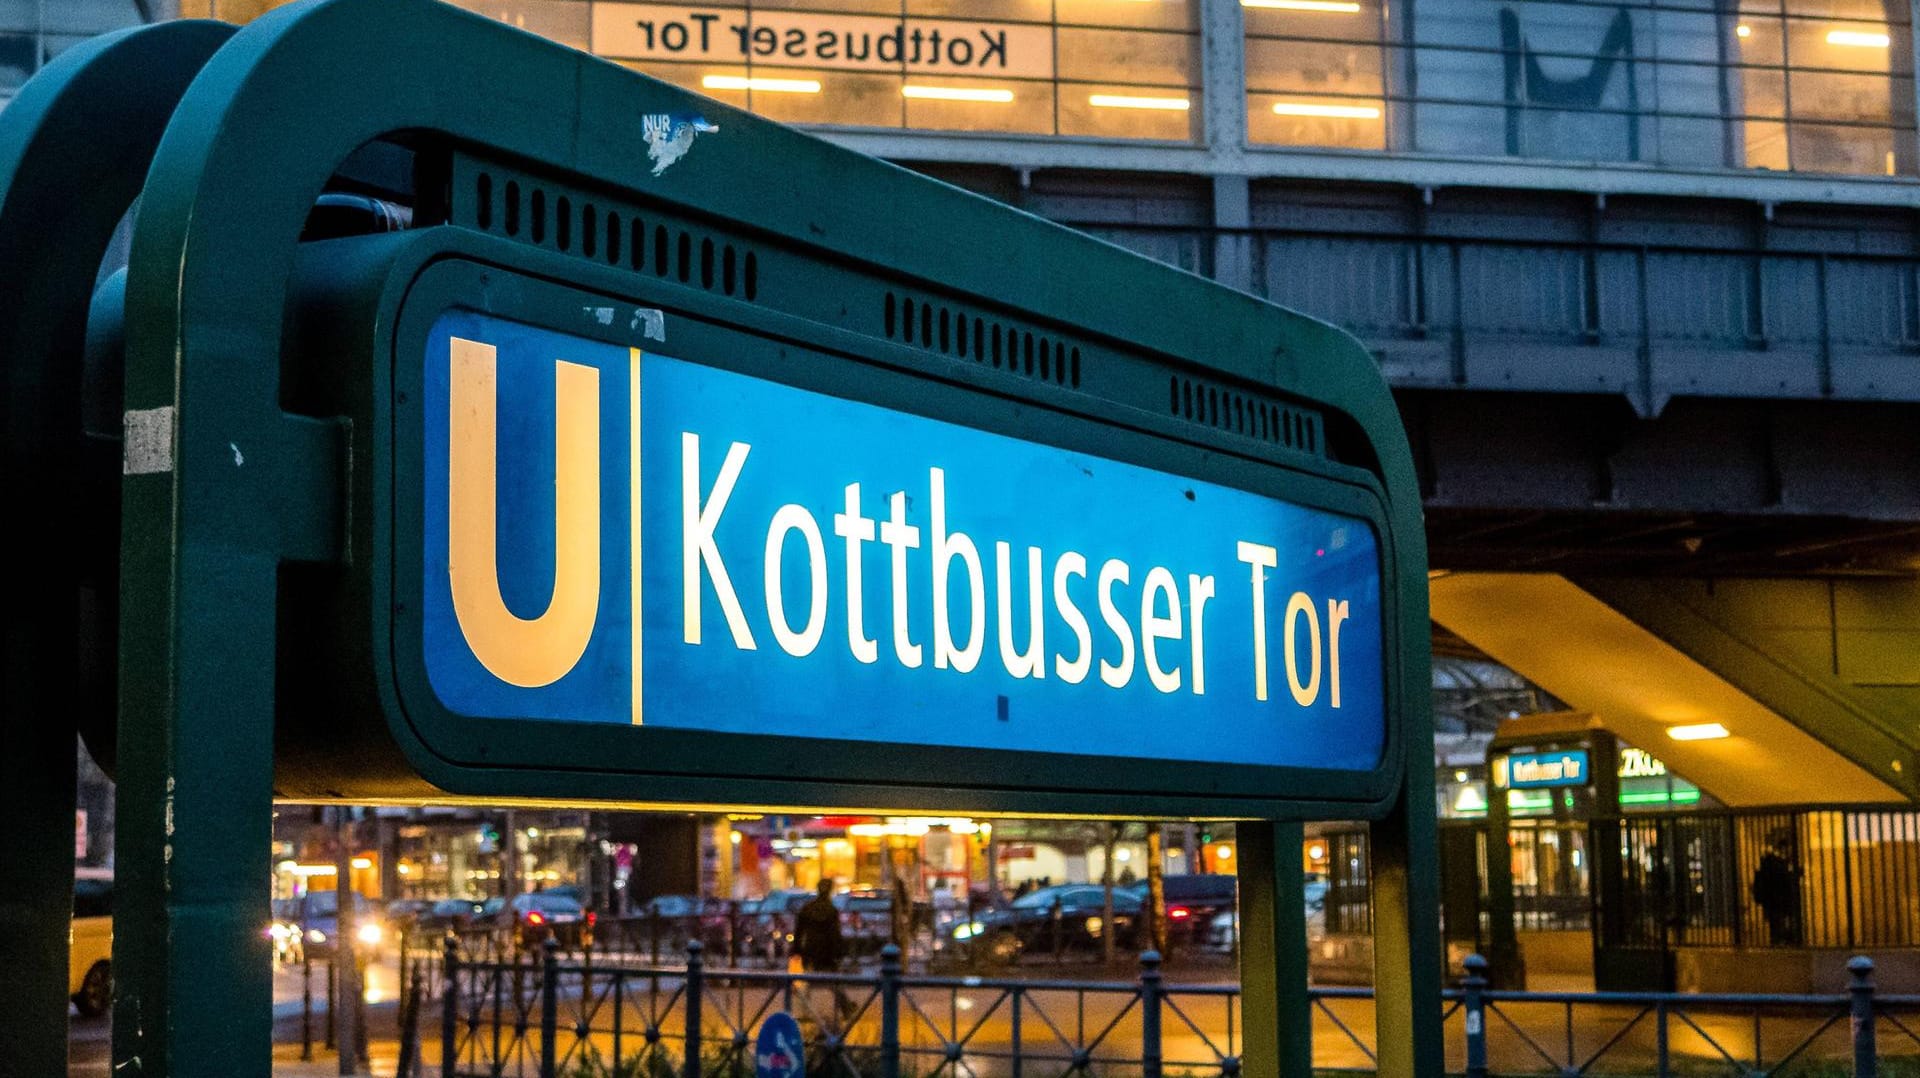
[1206,873,1330,952]
[416,897,487,936]
[504,890,590,950]
[743,888,814,960]
[1125,874,1238,944]
[835,890,896,956]
[266,897,305,963]
[287,889,385,960]
[950,884,1142,962]
[70,870,113,1017]
[385,898,433,928]
[636,894,732,954]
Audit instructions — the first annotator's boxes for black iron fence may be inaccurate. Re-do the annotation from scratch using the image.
[420,938,1920,1077]
[1335,805,1920,956]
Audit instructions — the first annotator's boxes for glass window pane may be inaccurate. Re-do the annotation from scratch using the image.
[1413,101,1511,155]
[1249,92,1389,147]
[1785,19,1905,74]
[0,33,31,93]
[1055,27,1198,87]
[1247,37,1385,95]
[1245,3,1384,45]
[1059,84,1201,140]
[1056,0,1197,32]
[1791,120,1899,172]
[902,76,1056,133]
[1790,68,1906,122]
[1732,16,1787,67]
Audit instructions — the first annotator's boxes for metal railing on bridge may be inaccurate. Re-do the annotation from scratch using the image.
[1084,222,1920,409]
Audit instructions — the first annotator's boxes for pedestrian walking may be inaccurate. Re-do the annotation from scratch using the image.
[793,879,844,972]
[792,879,850,1031]
[1752,833,1804,946]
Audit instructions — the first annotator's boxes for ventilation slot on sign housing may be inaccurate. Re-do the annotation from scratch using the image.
[882,291,1082,390]
[457,164,761,305]
[1170,375,1321,453]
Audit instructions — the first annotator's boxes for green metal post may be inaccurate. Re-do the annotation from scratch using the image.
[1482,749,1522,987]
[1372,769,1446,1075]
[1238,821,1312,1077]
[0,22,229,1078]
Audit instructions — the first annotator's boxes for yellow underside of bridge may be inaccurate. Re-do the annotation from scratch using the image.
[1429,572,1903,807]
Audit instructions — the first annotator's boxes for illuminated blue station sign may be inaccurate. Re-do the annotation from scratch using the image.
[1501,750,1591,789]
[420,311,1386,770]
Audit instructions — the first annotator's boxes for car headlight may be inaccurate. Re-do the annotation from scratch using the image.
[268,924,290,940]
[357,923,383,946]
[306,928,327,944]
[952,921,984,940]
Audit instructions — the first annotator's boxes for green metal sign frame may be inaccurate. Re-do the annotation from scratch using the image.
[101,0,1440,1072]
[0,20,232,1077]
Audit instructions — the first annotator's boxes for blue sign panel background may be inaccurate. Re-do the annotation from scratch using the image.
[421,310,1386,771]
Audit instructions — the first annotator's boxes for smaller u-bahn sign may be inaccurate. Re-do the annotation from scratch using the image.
[1498,749,1591,788]
[421,311,1385,771]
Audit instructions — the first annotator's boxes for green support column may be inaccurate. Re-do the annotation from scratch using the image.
[1371,772,1446,1074]
[0,23,229,1078]
[1482,751,1521,986]
[114,5,350,1073]
[1239,821,1312,1077]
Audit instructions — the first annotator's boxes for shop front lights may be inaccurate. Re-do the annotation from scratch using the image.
[1827,29,1890,46]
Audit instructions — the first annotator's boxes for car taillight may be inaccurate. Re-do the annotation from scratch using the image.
[1169,907,1191,920]
[527,911,546,926]
[587,912,597,926]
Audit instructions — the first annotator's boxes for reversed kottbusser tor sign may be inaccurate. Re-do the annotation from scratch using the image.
[591,3,1054,79]
[422,310,1386,770]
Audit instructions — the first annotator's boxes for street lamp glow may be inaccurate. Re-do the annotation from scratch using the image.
[1089,93,1191,111]
[703,75,823,93]
[1666,722,1730,741]
[1826,29,1890,46]
[1244,0,1364,11]
[903,85,1015,103]
[1272,101,1382,118]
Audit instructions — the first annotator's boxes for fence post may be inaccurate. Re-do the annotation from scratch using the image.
[729,902,741,966]
[1850,955,1877,1078]
[398,961,424,1078]
[301,948,314,1061]
[880,944,902,1078]
[326,958,337,1051]
[1655,999,1670,1078]
[1463,954,1488,1078]
[1140,950,1163,1078]
[651,907,663,965]
[685,939,705,1078]
[442,933,460,1078]
[541,936,560,1078]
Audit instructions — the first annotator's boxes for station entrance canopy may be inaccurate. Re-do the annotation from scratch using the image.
[0,0,1436,1073]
